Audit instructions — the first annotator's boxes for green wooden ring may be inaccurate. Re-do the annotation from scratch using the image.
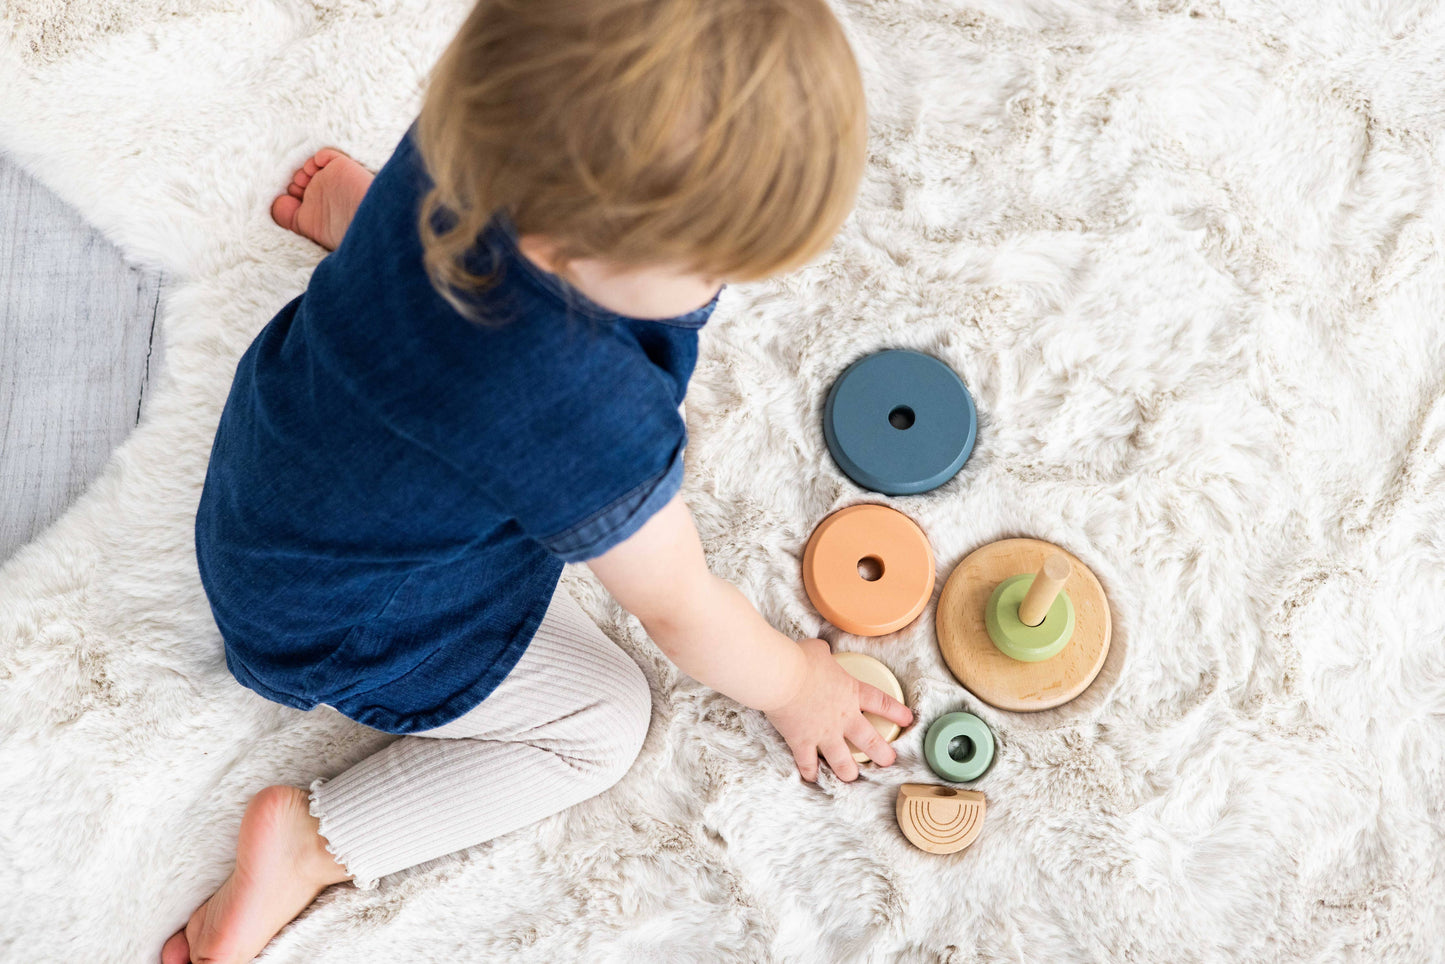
[985,574,1074,662]
[924,712,996,783]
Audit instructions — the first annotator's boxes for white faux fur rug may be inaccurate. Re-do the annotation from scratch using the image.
[4,1,1445,961]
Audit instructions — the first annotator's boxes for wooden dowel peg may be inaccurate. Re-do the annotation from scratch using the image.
[937,538,1112,711]
[1018,553,1071,627]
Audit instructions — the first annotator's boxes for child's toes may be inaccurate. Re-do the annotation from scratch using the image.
[271,194,301,232]
[288,181,305,200]
[159,928,190,964]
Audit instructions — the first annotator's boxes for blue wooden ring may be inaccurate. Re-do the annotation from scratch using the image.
[823,350,977,496]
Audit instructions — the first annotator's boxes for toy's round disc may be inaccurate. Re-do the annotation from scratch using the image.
[803,504,935,636]
[923,711,996,783]
[936,539,1110,712]
[834,651,905,763]
[823,350,977,496]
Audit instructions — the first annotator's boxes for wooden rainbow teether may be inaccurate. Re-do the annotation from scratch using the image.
[936,539,1111,712]
[895,784,986,855]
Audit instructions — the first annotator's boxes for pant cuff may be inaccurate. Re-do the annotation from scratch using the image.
[309,776,380,891]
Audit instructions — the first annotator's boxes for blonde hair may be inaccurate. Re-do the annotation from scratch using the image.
[415,0,866,316]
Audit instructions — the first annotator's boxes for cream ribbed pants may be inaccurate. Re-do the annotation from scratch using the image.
[307,588,652,890]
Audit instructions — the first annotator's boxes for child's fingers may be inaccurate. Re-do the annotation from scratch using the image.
[845,716,896,767]
[791,743,820,783]
[858,682,914,728]
[820,738,860,783]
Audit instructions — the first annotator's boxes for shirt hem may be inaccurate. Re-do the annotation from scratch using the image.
[220,588,550,735]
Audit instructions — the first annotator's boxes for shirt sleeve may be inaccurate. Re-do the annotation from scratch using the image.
[464,330,690,563]
[535,442,684,561]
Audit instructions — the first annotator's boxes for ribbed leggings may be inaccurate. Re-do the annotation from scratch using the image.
[307,588,652,890]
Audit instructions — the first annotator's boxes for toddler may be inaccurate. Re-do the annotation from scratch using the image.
[162,0,913,961]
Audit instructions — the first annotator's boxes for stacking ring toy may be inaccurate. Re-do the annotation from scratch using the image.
[803,504,935,636]
[834,652,906,763]
[895,784,987,855]
[936,538,1111,712]
[985,574,1075,662]
[923,712,995,783]
[823,349,977,495]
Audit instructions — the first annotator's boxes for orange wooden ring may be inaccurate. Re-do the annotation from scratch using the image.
[803,505,935,636]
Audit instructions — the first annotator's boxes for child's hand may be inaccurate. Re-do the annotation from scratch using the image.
[588,497,913,778]
[764,638,914,783]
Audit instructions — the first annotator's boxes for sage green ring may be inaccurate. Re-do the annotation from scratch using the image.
[924,712,995,782]
[985,574,1075,662]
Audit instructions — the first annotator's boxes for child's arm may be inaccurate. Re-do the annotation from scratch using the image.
[587,494,914,782]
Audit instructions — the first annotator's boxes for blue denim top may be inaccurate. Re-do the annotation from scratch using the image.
[195,126,716,734]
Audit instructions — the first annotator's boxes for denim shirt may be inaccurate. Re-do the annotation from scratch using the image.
[194,126,716,734]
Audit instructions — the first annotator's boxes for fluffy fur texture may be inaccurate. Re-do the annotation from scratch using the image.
[2,1,1444,961]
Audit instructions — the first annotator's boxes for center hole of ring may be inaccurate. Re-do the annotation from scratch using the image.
[888,405,916,430]
[931,787,958,797]
[857,556,885,582]
[948,735,976,763]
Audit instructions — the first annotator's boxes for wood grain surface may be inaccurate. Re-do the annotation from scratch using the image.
[895,784,986,855]
[936,538,1112,712]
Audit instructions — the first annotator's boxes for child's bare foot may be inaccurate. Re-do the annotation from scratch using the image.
[160,785,352,964]
[270,148,374,251]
